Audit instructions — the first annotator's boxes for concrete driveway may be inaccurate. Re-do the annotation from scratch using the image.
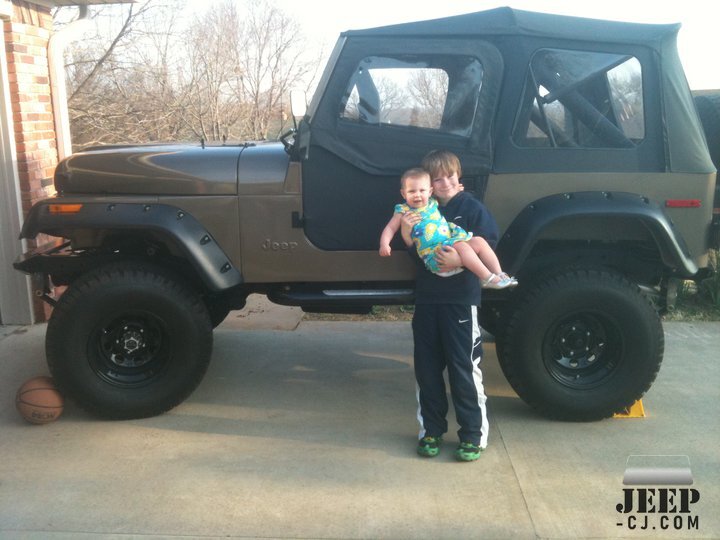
[0,298,718,539]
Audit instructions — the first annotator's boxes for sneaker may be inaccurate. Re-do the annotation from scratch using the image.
[481,273,517,289]
[455,442,482,462]
[417,435,443,457]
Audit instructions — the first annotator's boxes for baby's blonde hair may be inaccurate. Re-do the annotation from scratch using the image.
[421,150,462,180]
[400,167,430,190]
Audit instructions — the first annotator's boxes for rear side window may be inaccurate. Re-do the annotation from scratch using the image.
[339,55,484,137]
[513,49,644,148]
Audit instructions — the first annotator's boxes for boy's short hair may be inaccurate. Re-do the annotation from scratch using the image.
[421,150,462,180]
[400,167,430,190]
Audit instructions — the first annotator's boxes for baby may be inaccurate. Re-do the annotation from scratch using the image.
[379,167,516,288]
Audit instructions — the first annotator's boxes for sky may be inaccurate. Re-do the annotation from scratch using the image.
[271,0,718,90]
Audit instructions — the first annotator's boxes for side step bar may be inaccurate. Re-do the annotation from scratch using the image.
[267,284,415,314]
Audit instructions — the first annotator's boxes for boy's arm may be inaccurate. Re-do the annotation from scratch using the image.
[379,213,403,256]
[400,212,417,246]
[435,245,463,270]
[435,196,499,271]
[467,201,499,248]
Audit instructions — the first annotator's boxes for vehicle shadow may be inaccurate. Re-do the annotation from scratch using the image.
[127,323,538,457]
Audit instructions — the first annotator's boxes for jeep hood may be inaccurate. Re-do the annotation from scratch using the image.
[54,142,290,196]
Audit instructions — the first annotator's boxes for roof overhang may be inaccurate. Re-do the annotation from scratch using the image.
[29,0,134,7]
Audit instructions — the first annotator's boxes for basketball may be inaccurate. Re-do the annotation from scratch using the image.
[15,376,64,425]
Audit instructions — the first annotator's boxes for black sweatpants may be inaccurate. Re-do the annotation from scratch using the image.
[412,303,488,448]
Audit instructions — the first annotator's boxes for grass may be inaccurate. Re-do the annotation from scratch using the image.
[304,305,415,322]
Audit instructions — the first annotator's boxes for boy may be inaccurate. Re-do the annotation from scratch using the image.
[402,150,500,461]
[379,168,516,288]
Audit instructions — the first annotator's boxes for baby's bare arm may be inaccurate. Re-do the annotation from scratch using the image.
[379,213,403,256]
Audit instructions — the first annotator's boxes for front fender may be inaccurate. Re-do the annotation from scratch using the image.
[16,201,242,291]
[496,191,698,277]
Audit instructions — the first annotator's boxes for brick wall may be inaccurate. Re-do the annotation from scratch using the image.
[5,1,58,321]
[6,1,57,216]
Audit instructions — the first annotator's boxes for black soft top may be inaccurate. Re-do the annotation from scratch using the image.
[342,7,679,45]
[307,7,712,175]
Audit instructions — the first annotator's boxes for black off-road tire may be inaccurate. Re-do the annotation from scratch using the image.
[480,301,505,342]
[46,263,213,419]
[498,268,663,420]
[207,303,231,328]
[205,296,246,328]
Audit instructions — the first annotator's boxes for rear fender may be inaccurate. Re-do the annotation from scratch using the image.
[496,191,699,278]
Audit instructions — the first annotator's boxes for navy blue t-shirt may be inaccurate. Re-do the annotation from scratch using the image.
[412,191,500,306]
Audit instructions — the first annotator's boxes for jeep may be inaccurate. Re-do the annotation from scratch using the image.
[14,8,719,420]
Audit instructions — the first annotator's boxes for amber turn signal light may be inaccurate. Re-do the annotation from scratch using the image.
[48,204,83,214]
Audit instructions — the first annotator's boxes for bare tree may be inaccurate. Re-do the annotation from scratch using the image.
[180,1,246,141]
[61,0,317,148]
[234,0,314,139]
[62,1,190,148]
[408,69,448,129]
[180,0,314,140]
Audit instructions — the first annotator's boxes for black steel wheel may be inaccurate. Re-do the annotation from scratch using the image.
[542,311,622,389]
[46,263,213,419]
[499,268,663,420]
[93,313,167,386]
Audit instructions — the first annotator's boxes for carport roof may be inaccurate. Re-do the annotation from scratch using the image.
[32,0,134,6]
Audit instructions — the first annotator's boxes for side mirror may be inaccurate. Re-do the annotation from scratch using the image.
[290,89,307,119]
